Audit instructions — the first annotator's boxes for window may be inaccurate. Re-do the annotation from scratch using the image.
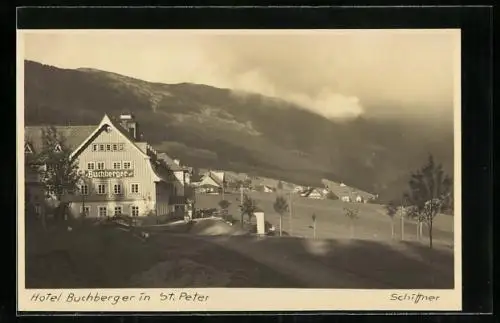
[118,143,124,151]
[112,144,118,151]
[24,143,33,154]
[123,161,132,169]
[81,206,91,216]
[99,144,105,152]
[87,162,95,170]
[130,183,139,194]
[92,144,98,152]
[131,206,139,217]
[98,206,107,217]
[97,162,105,170]
[97,184,107,195]
[34,204,41,215]
[113,162,122,170]
[54,144,62,152]
[106,144,111,151]
[80,184,89,195]
[113,184,122,195]
[114,206,122,216]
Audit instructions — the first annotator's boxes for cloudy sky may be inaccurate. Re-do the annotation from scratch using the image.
[22,30,459,120]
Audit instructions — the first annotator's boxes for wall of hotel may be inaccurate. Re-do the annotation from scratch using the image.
[69,200,155,218]
[69,126,158,217]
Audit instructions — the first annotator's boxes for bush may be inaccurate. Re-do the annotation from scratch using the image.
[326,191,339,200]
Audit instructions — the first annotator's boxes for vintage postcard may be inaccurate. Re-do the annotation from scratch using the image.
[17,29,462,312]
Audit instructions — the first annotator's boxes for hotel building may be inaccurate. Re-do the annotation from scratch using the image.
[24,114,193,219]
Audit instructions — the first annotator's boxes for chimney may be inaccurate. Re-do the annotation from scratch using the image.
[119,114,139,140]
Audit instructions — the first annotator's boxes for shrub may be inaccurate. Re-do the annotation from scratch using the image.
[326,191,339,200]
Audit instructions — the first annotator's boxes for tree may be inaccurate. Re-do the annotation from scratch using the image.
[36,126,83,224]
[311,213,317,239]
[240,193,258,228]
[234,180,244,191]
[243,178,252,188]
[273,195,289,236]
[405,204,424,240]
[404,154,453,249]
[326,191,339,200]
[385,201,398,239]
[344,206,359,238]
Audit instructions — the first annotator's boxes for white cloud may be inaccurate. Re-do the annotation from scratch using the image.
[23,30,458,120]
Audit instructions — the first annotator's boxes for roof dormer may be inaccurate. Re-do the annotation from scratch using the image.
[24,142,33,154]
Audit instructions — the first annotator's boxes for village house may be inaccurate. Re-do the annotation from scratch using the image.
[293,185,304,194]
[196,170,225,194]
[262,185,274,193]
[24,114,193,219]
[321,179,376,203]
[300,187,325,199]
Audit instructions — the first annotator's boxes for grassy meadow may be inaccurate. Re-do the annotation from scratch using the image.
[195,190,455,246]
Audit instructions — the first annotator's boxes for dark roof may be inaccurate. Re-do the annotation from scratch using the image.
[321,179,375,199]
[24,115,185,184]
[302,187,323,197]
[109,116,140,143]
[157,152,184,171]
[24,126,95,153]
[25,115,145,156]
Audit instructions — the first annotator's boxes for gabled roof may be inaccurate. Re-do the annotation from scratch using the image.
[301,188,324,197]
[321,178,376,200]
[70,114,149,161]
[24,125,95,154]
[211,171,225,183]
[24,114,164,183]
[252,176,279,188]
[157,152,184,172]
[199,173,223,188]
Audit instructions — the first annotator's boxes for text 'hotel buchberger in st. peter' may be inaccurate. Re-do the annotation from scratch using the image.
[24,114,194,219]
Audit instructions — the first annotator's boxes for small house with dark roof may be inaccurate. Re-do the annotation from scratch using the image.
[24,114,193,219]
[300,188,325,199]
[321,179,376,203]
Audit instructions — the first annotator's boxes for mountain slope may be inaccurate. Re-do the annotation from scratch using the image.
[23,60,454,201]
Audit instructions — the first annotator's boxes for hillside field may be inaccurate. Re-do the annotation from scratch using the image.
[195,191,455,246]
[24,60,454,202]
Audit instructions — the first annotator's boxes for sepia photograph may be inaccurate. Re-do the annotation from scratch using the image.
[17,29,461,311]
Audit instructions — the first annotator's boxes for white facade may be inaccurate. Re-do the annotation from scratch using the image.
[25,114,191,219]
[341,196,351,202]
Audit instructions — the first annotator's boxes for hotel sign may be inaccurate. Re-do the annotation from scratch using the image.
[85,169,134,179]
